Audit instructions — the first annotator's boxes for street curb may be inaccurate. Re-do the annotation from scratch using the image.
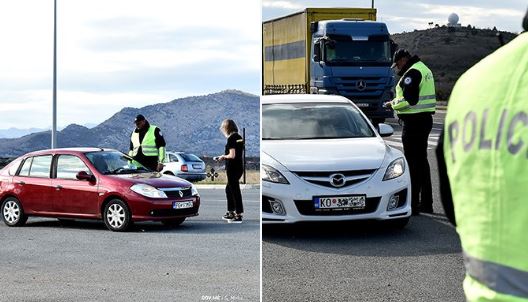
[195,184,260,190]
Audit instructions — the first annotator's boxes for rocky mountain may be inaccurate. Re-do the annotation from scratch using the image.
[392,27,517,101]
[0,90,259,157]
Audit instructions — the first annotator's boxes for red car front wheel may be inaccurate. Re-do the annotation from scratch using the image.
[103,199,132,232]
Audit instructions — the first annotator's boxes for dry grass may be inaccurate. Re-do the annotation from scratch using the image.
[197,170,260,185]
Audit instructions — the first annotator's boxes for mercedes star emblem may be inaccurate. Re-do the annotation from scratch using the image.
[356,80,367,91]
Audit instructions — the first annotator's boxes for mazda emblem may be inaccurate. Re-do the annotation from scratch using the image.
[356,80,367,91]
[329,173,346,188]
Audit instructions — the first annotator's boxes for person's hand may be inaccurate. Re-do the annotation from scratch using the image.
[156,163,164,172]
[384,101,392,108]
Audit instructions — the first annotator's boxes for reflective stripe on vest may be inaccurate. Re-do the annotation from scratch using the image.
[444,33,528,302]
[392,61,436,114]
[465,253,528,299]
[130,125,158,157]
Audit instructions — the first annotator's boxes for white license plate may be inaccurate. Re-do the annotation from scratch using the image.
[314,195,366,209]
[173,201,193,209]
[192,164,202,169]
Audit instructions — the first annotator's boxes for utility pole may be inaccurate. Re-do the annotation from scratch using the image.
[371,0,374,9]
[51,0,57,148]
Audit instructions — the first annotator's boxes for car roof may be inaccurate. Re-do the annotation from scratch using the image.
[261,94,352,105]
[24,147,118,157]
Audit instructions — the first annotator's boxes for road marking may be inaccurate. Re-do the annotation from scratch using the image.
[384,132,440,150]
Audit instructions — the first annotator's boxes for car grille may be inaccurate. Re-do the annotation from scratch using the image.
[160,187,193,199]
[294,197,381,216]
[292,169,376,188]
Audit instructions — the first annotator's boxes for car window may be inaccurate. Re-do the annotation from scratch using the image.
[85,151,150,174]
[6,158,23,176]
[169,154,179,162]
[28,155,52,178]
[56,155,91,180]
[262,102,375,140]
[18,157,33,177]
[180,153,201,162]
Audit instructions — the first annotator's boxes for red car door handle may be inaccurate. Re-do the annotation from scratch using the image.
[56,185,63,190]
[17,181,25,185]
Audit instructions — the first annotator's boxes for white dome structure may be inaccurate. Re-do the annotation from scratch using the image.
[448,13,459,26]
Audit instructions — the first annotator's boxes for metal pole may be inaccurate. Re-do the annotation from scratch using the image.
[371,0,374,9]
[243,128,246,184]
[51,0,57,148]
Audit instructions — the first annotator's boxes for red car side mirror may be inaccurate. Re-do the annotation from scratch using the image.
[76,171,94,181]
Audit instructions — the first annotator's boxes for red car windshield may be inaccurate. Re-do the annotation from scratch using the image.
[85,151,151,175]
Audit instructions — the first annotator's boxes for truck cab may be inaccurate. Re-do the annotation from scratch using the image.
[310,20,396,123]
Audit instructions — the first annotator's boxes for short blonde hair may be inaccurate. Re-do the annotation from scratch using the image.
[220,119,238,136]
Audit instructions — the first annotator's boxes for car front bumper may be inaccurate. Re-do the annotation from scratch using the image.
[127,195,200,221]
[262,171,411,224]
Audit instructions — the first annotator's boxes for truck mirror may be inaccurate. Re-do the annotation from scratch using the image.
[313,42,321,62]
[310,22,318,33]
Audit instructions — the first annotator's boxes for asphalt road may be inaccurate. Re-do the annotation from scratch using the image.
[0,188,260,302]
[263,110,466,302]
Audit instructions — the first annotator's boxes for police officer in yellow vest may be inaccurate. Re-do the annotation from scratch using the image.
[436,12,528,302]
[385,49,436,215]
[129,114,166,172]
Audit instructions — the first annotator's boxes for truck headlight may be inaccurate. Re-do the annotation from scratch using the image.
[318,88,338,95]
[383,158,405,181]
[261,164,289,184]
[130,184,168,198]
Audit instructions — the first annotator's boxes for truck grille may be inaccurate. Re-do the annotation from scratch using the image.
[294,197,381,216]
[292,169,376,188]
[335,76,388,99]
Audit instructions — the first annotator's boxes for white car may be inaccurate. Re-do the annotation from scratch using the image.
[161,152,206,181]
[261,94,411,227]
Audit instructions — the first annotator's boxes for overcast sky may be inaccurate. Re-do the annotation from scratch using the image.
[0,0,260,129]
[263,0,527,33]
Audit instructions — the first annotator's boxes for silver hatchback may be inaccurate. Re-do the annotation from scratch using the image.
[161,152,207,181]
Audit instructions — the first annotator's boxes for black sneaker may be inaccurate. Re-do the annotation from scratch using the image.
[228,215,242,224]
[222,212,235,221]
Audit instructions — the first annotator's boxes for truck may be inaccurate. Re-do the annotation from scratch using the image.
[262,8,396,123]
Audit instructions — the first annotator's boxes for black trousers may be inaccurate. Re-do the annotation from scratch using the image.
[226,169,244,214]
[401,113,433,208]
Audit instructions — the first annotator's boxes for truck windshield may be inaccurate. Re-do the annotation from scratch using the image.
[262,102,375,140]
[324,34,391,65]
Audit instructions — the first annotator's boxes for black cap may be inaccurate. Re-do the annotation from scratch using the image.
[134,114,145,123]
[391,49,411,68]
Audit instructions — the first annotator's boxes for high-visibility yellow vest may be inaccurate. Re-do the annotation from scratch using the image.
[391,61,436,114]
[130,125,159,157]
[444,33,528,302]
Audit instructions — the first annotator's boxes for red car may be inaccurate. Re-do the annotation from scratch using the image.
[0,148,200,231]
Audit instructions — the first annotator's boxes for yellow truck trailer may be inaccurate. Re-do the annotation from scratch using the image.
[263,8,396,122]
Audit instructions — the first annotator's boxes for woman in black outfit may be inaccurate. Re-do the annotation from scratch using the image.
[216,119,244,223]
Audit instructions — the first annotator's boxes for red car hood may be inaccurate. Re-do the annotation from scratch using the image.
[108,172,192,188]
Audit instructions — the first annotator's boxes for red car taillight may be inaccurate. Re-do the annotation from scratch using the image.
[181,164,188,172]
